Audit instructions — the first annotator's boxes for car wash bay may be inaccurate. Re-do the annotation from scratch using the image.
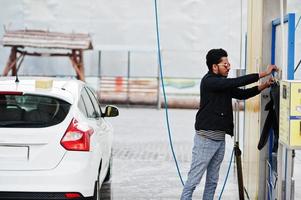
[101,107,301,199]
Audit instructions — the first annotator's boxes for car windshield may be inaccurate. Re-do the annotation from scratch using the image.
[0,94,71,128]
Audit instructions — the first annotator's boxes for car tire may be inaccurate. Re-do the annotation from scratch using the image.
[100,182,112,200]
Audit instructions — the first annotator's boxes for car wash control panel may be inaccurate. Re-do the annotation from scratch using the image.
[279,80,301,149]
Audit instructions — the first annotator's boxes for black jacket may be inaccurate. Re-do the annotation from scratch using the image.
[195,71,260,136]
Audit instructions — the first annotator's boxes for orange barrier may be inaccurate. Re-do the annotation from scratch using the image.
[115,76,124,92]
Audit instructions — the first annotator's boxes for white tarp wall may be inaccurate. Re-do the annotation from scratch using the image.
[0,0,247,78]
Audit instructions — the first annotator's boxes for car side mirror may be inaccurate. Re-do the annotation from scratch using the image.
[102,105,119,117]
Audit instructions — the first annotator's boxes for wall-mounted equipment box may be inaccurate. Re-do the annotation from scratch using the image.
[279,80,301,149]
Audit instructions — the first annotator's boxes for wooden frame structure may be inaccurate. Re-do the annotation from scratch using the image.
[2,29,93,81]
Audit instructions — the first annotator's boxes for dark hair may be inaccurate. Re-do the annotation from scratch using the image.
[206,48,228,71]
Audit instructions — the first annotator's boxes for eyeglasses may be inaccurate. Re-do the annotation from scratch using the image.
[217,63,231,68]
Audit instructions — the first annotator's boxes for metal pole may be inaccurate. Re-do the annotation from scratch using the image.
[277,143,284,200]
[285,149,293,200]
[98,50,102,99]
[291,150,295,200]
[98,50,102,77]
[237,100,240,144]
[233,95,244,199]
[127,51,130,105]
[233,101,237,168]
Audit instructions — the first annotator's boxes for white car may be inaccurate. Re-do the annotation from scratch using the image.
[0,77,118,200]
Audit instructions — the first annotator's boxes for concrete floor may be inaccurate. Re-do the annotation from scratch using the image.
[104,107,301,200]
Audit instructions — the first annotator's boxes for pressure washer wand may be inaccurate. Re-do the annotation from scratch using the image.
[234,142,245,200]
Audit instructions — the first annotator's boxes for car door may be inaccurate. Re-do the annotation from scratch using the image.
[86,87,112,167]
[79,88,112,170]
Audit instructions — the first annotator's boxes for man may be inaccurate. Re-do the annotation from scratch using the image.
[180,48,277,200]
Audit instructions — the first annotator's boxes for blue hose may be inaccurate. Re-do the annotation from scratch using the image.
[218,148,235,199]
[153,0,184,186]
[153,0,235,193]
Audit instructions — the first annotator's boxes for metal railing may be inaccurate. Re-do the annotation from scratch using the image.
[95,50,201,108]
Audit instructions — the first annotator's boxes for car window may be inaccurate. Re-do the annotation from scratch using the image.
[85,87,101,116]
[0,94,70,128]
[78,96,88,117]
[80,88,97,118]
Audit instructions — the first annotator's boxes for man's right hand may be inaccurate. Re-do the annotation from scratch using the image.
[266,64,278,75]
[259,65,278,78]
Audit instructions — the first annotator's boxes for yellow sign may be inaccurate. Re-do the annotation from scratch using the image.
[279,80,301,149]
[35,79,53,90]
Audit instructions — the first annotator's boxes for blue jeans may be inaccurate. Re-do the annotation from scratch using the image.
[181,134,225,200]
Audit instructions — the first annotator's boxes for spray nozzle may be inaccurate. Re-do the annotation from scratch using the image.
[271,69,280,85]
